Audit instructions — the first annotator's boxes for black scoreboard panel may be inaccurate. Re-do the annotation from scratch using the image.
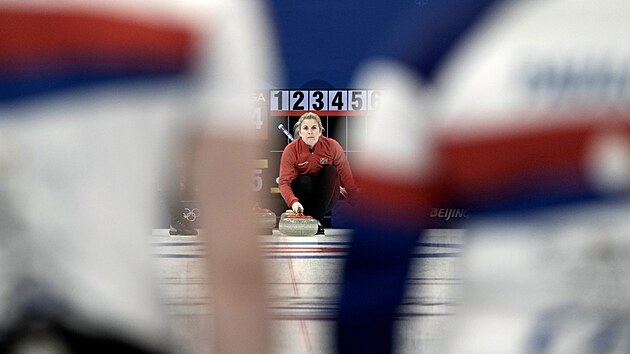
[254,89,379,226]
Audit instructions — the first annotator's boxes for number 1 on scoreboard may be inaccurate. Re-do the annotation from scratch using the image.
[270,90,288,111]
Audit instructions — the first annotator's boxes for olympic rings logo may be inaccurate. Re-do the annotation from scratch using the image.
[183,208,201,221]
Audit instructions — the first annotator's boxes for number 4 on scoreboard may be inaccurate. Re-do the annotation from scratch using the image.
[328,90,346,110]
[252,107,263,129]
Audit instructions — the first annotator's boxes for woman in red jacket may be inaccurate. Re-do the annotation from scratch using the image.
[278,112,357,235]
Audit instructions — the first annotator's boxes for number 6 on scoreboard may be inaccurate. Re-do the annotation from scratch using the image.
[368,90,381,110]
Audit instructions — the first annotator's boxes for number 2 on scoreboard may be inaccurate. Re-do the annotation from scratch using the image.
[291,91,306,110]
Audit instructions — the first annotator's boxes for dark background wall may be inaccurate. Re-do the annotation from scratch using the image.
[266,0,426,88]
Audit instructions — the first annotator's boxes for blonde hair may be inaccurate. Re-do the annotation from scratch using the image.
[293,112,324,139]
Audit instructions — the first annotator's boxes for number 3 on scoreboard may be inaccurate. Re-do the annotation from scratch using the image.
[310,90,327,110]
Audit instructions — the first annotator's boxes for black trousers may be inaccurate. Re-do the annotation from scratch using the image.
[160,166,190,222]
[160,134,198,223]
[291,165,340,224]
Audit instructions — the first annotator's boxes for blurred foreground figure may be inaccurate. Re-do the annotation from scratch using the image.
[339,0,630,353]
[0,0,276,353]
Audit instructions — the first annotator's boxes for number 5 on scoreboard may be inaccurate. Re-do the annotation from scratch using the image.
[252,169,263,192]
[350,90,367,110]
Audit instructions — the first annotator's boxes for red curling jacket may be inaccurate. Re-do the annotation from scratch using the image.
[279,136,357,208]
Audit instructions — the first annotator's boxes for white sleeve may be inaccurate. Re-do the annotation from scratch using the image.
[196,0,280,138]
[351,59,434,182]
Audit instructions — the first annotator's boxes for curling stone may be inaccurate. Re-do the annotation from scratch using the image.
[280,210,296,219]
[278,212,318,236]
[254,205,277,235]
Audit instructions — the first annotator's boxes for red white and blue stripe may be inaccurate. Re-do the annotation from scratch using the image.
[0,9,195,104]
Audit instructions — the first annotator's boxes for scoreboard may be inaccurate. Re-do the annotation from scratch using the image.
[269,89,381,114]
[253,89,380,220]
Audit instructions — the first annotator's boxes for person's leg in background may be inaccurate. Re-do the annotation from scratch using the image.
[161,163,198,236]
[314,165,340,218]
[291,175,317,216]
[291,174,325,234]
[163,170,197,235]
[161,131,200,236]
[291,165,340,234]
